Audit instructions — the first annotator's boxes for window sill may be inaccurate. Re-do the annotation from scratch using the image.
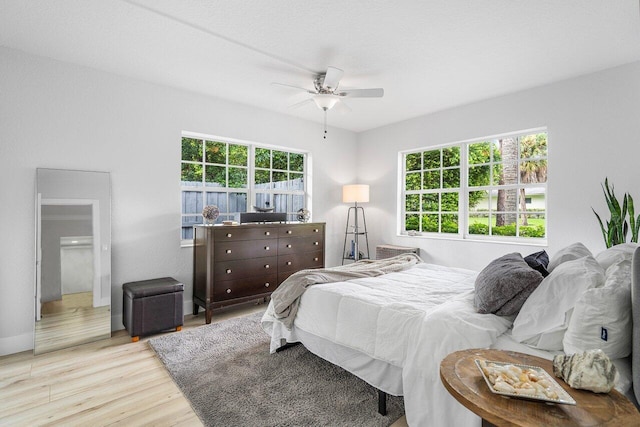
[397,233,547,247]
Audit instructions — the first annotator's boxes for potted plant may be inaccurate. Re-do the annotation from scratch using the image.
[593,178,639,248]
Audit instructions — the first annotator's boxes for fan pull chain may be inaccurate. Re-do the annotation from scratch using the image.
[323,108,327,139]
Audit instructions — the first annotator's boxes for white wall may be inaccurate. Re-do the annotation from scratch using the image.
[0,47,358,355]
[4,44,639,356]
[359,61,640,271]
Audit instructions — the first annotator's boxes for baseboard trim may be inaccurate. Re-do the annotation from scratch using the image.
[3,300,196,356]
[0,331,34,356]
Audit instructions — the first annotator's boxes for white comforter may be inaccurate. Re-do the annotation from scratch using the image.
[262,263,513,426]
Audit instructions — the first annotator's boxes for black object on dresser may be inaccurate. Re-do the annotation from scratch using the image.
[193,222,325,323]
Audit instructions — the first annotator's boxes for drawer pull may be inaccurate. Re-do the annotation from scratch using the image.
[286,230,292,234]
[314,257,319,261]
[265,231,270,236]
[226,249,232,254]
[226,233,232,238]
[265,264,270,269]
[314,241,319,245]
[286,261,292,266]
[265,283,270,288]
[265,246,270,250]
[314,229,319,233]
[226,269,232,274]
[226,288,232,294]
[286,244,292,248]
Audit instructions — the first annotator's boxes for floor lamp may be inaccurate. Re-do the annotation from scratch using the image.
[343,184,369,263]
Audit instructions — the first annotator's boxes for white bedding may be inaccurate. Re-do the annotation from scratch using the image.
[262,263,513,426]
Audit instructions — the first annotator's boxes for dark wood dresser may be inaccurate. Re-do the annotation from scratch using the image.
[193,222,325,323]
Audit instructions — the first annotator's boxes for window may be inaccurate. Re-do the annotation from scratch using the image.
[401,130,547,241]
[181,134,308,242]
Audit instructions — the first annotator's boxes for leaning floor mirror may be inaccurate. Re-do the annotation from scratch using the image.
[35,168,112,354]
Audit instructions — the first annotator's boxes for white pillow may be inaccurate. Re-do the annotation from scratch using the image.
[595,243,637,270]
[547,242,592,272]
[512,255,604,350]
[563,259,632,359]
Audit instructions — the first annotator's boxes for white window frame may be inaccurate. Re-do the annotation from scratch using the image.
[399,128,548,244]
[181,131,309,246]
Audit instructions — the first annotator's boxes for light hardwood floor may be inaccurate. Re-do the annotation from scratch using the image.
[35,292,111,355]
[2,301,407,426]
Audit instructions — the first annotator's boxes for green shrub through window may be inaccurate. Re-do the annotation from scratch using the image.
[401,130,547,240]
[181,135,307,241]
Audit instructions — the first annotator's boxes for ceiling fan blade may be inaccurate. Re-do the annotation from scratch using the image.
[288,98,314,109]
[338,88,384,98]
[322,66,344,90]
[272,82,316,93]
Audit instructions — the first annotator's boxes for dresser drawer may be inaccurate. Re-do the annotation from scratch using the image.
[214,226,278,241]
[279,250,324,273]
[278,224,324,238]
[214,256,277,281]
[213,274,278,301]
[214,239,277,261]
[278,236,324,255]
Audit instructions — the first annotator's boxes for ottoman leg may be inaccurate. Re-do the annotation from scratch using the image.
[132,336,140,342]
[176,326,182,332]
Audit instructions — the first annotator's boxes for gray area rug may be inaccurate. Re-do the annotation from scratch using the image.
[149,311,404,427]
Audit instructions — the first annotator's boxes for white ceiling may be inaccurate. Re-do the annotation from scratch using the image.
[2,0,640,133]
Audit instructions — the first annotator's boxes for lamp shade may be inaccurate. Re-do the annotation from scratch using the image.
[313,94,339,110]
[342,184,370,203]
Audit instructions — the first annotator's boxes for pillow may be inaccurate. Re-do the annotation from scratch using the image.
[524,250,550,277]
[512,255,605,350]
[563,259,632,359]
[473,253,544,316]
[595,243,637,270]
[547,242,592,272]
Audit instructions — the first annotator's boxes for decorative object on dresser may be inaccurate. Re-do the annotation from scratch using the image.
[342,184,370,264]
[240,212,287,223]
[376,244,419,260]
[202,205,220,225]
[297,208,311,223]
[122,277,184,342]
[193,222,325,323]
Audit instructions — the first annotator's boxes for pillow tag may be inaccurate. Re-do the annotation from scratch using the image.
[601,327,608,342]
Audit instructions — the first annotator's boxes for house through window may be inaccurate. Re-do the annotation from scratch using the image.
[180,134,308,242]
[401,129,547,241]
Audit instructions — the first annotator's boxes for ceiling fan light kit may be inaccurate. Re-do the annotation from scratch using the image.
[312,94,339,111]
[273,66,384,139]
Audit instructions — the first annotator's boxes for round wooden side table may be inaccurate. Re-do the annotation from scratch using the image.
[440,348,640,427]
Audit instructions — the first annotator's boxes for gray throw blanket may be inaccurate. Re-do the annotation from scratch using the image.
[271,253,423,329]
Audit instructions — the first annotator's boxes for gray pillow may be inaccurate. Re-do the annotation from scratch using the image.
[474,253,544,316]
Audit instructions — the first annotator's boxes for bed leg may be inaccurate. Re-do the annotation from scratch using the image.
[275,342,301,352]
[378,390,387,416]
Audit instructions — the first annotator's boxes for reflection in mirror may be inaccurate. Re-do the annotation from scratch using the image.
[35,169,111,355]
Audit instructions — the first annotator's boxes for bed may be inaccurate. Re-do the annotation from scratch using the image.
[261,244,640,426]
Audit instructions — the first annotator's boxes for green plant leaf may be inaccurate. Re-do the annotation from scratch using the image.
[592,208,611,248]
[629,194,639,243]
[594,178,632,247]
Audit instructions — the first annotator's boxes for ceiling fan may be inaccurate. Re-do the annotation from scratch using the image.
[272,66,384,138]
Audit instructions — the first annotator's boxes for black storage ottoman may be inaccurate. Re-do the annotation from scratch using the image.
[122,277,184,342]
